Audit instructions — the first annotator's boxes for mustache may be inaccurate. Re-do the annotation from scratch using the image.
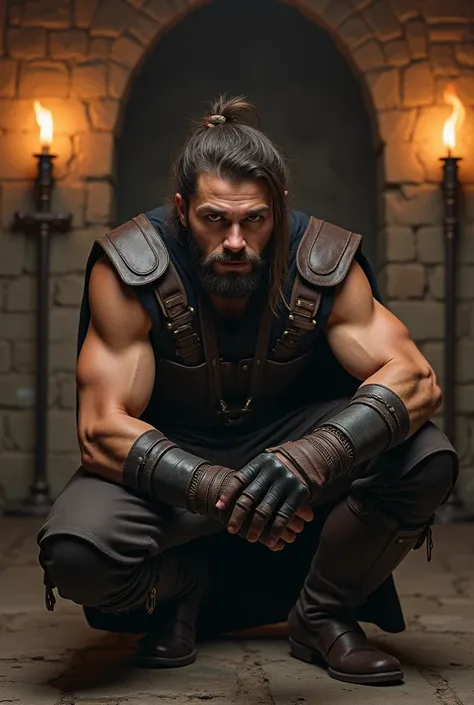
[201,251,263,266]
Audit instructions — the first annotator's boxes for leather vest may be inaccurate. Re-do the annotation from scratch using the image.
[94,213,362,431]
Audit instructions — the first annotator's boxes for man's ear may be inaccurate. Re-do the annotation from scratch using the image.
[175,193,187,227]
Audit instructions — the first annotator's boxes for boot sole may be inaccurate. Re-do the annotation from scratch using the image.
[134,648,197,669]
[289,637,404,686]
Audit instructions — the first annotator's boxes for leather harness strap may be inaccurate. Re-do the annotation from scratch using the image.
[273,274,321,362]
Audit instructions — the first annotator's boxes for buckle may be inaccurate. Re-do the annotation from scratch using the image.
[217,398,252,426]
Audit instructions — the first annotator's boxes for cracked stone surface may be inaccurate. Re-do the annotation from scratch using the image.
[0,519,474,704]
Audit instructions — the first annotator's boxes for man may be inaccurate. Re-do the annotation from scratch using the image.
[37,95,457,687]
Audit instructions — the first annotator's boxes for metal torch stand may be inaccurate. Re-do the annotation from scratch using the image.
[6,150,71,517]
[436,155,473,522]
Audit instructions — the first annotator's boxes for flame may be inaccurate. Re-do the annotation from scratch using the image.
[443,84,465,152]
[33,100,53,147]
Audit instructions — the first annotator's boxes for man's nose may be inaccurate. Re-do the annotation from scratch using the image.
[224,224,246,251]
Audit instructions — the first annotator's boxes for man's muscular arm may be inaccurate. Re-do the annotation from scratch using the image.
[77,257,156,482]
[218,260,441,545]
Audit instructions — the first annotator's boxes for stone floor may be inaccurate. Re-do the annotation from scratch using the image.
[1,519,474,705]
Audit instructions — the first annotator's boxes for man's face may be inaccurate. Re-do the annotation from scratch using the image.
[175,174,274,299]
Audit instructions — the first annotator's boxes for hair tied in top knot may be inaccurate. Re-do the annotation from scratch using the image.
[207,114,227,127]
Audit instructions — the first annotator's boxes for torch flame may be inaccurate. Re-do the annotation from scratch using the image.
[443,84,465,153]
[33,100,53,148]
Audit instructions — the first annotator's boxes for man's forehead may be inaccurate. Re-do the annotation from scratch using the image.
[194,173,271,205]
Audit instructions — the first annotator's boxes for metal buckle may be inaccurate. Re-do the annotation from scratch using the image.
[217,398,252,426]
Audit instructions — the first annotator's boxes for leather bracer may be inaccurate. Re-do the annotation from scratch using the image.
[123,429,234,517]
[268,384,410,503]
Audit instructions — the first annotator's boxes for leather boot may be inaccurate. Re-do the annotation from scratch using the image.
[288,494,433,685]
[134,544,209,669]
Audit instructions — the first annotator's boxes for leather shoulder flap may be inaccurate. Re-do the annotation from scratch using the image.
[296,217,362,287]
[96,213,169,286]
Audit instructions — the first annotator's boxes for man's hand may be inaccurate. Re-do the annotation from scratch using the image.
[216,452,311,548]
[267,503,313,551]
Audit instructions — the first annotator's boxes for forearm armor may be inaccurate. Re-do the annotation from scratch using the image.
[268,384,410,503]
[123,430,234,518]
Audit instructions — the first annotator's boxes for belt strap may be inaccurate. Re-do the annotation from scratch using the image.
[153,262,201,365]
[273,273,321,362]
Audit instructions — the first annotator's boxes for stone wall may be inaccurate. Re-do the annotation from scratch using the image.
[0,0,473,506]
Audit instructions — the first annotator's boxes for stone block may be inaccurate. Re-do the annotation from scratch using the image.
[421,0,471,24]
[146,0,192,21]
[0,133,71,179]
[0,342,11,373]
[27,226,105,274]
[91,0,139,37]
[24,0,72,28]
[429,27,465,43]
[378,109,417,142]
[0,230,26,277]
[386,225,416,261]
[430,44,459,76]
[428,265,443,298]
[108,61,130,98]
[110,36,144,68]
[384,38,411,66]
[86,181,112,223]
[5,411,34,452]
[362,0,402,41]
[48,409,78,452]
[12,342,35,372]
[88,98,120,130]
[417,225,443,263]
[385,263,426,298]
[353,40,385,72]
[384,142,425,182]
[75,0,100,28]
[420,341,444,381]
[387,0,419,22]
[0,374,57,408]
[59,377,76,408]
[50,307,80,341]
[455,43,474,67]
[422,341,474,384]
[19,61,69,98]
[7,28,46,59]
[50,29,89,59]
[0,58,17,97]
[385,185,442,226]
[1,182,35,228]
[403,61,435,106]
[388,300,444,340]
[75,132,114,177]
[4,276,47,312]
[441,75,474,105]
[89,37,113,58]
[319,0,353,27]
[406,19,428,59]
[54,274,84,306]
[460,224,474,262]
[0,313,36,341]
[367,68,399,109]
[71,62,107,98]
[50,340,77,372]
[129,13,162,46]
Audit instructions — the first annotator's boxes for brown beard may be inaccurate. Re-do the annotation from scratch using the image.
[185,230,267,299]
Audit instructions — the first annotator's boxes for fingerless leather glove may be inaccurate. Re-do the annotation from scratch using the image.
[268,384,410,503]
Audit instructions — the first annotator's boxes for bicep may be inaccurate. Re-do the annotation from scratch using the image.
[76,258,155,426]
[325,262,428,382]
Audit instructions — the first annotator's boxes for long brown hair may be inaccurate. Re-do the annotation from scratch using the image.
[170,94,290,311]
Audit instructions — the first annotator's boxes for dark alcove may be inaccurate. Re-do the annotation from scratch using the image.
[116,0,378,264]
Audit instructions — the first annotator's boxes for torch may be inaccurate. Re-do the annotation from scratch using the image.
[437,85,467,522]
[7,102,72,516]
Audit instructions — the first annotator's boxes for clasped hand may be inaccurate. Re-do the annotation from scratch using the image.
[216,451,312,550]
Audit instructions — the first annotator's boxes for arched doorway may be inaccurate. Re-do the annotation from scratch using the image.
[116,0,378,264]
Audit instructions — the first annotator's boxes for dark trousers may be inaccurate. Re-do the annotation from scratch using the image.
[37,399,457,637]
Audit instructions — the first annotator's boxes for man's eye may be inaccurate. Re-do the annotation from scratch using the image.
[247,214,263,222]
[207,213,223,222]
